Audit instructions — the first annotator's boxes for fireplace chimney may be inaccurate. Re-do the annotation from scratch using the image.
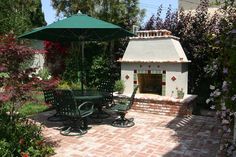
[133,30,172,39]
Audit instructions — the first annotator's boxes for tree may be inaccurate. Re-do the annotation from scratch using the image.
[0,0,46,35]
[0,34,58,113]
[51,0,144,30]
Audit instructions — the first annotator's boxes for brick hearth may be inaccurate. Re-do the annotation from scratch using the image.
[115,94,197,117]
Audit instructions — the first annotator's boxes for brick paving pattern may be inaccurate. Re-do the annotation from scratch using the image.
[32,110,230,157]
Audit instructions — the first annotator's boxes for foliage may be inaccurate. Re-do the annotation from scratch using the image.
[56,81,82,90]
[176,88,185,99]
[51,0,145,30]
[38,67,51,80]
[62,43,80,83]
[0,34,58,156]
[0,34,58,108]
[143,0,235,108]
[43,41,69,78]
[0,111,54,156]
[114,80,125,94]
[56,81,71,89]
[86,55,115,88]
[0,0,46,35]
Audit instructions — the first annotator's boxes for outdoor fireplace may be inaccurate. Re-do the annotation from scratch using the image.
[117,30,197,116]
[119,29,190,97]
[138,73,162,94]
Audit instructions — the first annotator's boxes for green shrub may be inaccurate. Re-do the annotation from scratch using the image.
[114,80,125,94]
[70,82,81,89]
[57,81,71,89]
[38,67,51,80]
[0,139,11,156]
[0,111,54,157]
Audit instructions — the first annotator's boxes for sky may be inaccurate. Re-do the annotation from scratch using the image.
[41,0,178,25]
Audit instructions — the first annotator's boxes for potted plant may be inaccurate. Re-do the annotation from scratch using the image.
[114,80,125,94]
[176,88,184,99]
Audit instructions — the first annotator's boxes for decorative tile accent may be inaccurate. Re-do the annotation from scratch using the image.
[134,70,137,73]
[163,70,166,74]
[125,75,129,80]
[148,65,151,68]
[171,76,176,81]
[157,65,160,68]
[162,82,166,85]
[133,80,137,84]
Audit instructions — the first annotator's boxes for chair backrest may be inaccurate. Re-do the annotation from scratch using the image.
[54,89,78,117]
[97,80,114,105]
[43,89,56,106]
[127,85,139,110]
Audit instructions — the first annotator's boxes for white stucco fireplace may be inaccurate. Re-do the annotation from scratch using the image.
[118,30,197,116]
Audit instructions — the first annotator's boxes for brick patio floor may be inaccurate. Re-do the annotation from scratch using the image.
[32,110,230,157]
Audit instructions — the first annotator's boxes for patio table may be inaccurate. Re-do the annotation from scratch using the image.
[73,90,109,119]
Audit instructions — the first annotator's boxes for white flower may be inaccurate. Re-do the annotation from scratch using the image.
[0,87,4,92]
[222,119,229,124]
[13,111,19,115]
[210,85,215,90]
[221,102,226,110]
[6,111,10,115]
[222,81,228,92]
[210,92,214,97]
[227,128,231,133]
[210,105,215,110]
[37,76,42,80]
[206,99,211,104]
[47,75,52,79]
[213,89,221,97]
[231,95,236,101]
[223,68,228,74]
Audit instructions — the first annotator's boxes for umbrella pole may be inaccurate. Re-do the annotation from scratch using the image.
[81,42,85,93]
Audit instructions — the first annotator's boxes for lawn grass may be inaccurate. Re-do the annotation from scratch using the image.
[19,91,48,116]
[19,102,48,116]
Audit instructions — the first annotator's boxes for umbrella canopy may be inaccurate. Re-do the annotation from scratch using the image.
[19,12,134,92]
[18,13,134,41]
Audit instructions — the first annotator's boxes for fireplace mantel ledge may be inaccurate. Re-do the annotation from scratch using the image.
[114,92,197,103]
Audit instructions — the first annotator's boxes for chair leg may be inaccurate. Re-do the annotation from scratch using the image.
[111,112,135,128]
[60,118,87,136]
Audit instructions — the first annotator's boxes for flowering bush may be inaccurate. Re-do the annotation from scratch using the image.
[43,41,68,77]
[206,15,236,157]
[0,34,58,156]
[0,110,54,156]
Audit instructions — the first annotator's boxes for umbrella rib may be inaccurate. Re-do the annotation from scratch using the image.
[91,30,103,41]
[66,29,87,41]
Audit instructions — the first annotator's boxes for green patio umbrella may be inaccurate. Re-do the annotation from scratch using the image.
[19,12,134,91]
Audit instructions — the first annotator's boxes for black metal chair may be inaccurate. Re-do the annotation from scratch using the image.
[97,80,114,107]
[109,85,139,128]
[93,80,114,119]
[54,90,94,136]
[43,89,66,122]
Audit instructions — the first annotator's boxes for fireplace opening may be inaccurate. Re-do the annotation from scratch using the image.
[138,74,162,95]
